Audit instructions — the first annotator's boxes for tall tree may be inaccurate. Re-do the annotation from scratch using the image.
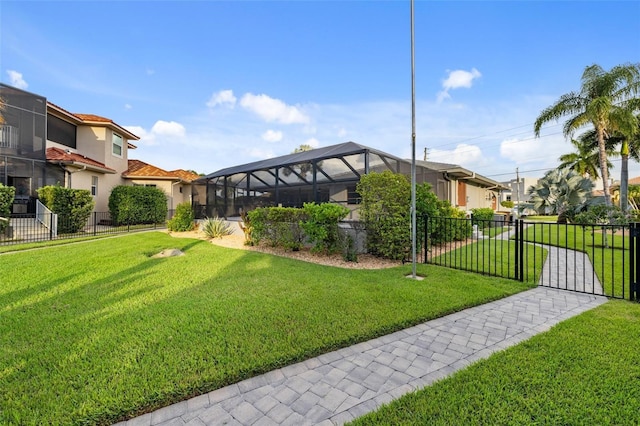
[614,110,640,211]
[534,63,640,206]
[558,136,613,180]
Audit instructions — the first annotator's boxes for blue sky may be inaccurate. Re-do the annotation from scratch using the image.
[2,0,639,183]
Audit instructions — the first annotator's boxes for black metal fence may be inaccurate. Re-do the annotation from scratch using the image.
[0,210,175,246]
[423,216,634,300]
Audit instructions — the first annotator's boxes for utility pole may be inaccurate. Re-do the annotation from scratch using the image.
[515,167,520,207]
[423,147,427,161]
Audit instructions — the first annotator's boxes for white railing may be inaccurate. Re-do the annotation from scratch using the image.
[0,125,19,149]
[36,199,57,238]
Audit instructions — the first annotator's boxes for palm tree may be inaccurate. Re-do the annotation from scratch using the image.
[615,110,640,211]
[534,63,640,206]
[524,168,595,223]
[558,136,613,180]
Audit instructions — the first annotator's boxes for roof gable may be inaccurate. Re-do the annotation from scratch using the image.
[124,160,199,182]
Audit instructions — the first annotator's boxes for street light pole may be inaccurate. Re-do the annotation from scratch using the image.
[410,0,417,279]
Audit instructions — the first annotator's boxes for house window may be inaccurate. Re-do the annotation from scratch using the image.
[112,132,123,157]
[47,114,77,148]
[506,195,512,202]
[347,185,361,204]
[91,176,98,196]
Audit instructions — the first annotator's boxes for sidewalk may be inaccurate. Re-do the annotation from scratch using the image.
[115,287,607,426]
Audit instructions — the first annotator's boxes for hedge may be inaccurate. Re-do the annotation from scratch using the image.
[108,186,168,225]
[37,185,94,234]
[0,183,15,233]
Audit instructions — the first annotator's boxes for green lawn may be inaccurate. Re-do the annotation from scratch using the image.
[0,232,532,425]
[430,240,547,284]
[522,215,558,222]
[350,300,640,425]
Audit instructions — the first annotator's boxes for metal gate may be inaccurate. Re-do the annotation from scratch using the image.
[424,217,635,300]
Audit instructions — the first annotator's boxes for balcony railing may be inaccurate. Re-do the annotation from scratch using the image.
[0,125,19,149]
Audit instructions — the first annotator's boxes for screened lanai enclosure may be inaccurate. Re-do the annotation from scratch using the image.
[193,142,437,219]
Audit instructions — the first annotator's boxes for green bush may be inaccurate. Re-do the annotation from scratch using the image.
[167,202,195,231]
[0,183,15,233]
[414,182,472,245]
[357,171,411,260]
[37,185,94,234]
[247,207,307,250]
[108,186,168,225]
[471,207,496,226]
[501,200,514,208]
[301,202,350,253]
[200,217,233,238]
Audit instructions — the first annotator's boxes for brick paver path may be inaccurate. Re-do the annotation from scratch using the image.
[115,287,607,426]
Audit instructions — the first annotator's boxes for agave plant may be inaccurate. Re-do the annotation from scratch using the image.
[200,216,234,239]
[523,168,595,223]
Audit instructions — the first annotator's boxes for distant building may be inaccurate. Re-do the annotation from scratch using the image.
[499,177,539,207]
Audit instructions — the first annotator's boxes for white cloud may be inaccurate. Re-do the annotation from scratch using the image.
[304,138,320,148]
[207,89,237,108]
[429,144,488,169]
[146,69,155,75]
[262,129,283,142]
[438,68,481,102]
[124,125,148,140]
[500,138,544,164]
[151,120,186,138]
[240,93,310,124]
[247,147,275,159]
[6,70,28,89]
[124,103,132,110]
[125,121,185,147]
[443,68,482,90]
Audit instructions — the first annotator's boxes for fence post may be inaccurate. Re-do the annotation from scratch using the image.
[49,212,54,241]
[514,219,520,281]
[93,212,97,236]
[631,222,638,302]
[424,215,428,264]
[518,219,524,282]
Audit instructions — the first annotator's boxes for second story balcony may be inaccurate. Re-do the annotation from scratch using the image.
[0,125,19,150]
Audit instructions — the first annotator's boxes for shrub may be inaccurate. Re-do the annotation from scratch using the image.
[167,202,195,231]
[200,217,233,239]
[247,207,307,250]
[239,211,253,245]
[501,200,514,209]
[37,185,94,234]
[471,207,496,227]
[301,202,350,253]
[357,171,410,260]
[0,183,15,233]
[340,231,358,262]
[108,186,167,225]
[573,204,628,226]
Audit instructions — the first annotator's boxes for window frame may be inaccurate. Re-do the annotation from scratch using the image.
[91,176,98,196]
[112,132,123,157]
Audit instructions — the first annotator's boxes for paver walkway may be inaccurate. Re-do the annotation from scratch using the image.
[492,224,604,295]
[115,287,607,426]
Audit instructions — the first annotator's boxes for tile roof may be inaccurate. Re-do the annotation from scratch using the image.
[124,160,200,182]
[171,169,201,182]
[46,147,116,173]
[46,102,139,143]
[73,113,114,123]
